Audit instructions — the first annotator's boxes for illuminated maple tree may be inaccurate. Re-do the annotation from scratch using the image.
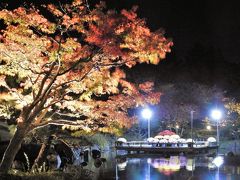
[0,0,172,172]
[226,102,240,115]
[225,102,240,129]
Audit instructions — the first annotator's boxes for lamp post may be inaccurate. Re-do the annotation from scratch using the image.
[211,109,222,145]
[142,108,152,139]
[190,111,195,142]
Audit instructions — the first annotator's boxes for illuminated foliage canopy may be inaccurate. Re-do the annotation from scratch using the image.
[225,102,240,127]
[0,0,172,134]
[0,0,172,172]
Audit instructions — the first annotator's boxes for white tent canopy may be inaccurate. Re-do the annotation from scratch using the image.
[117,138,127,143]
[171,135,180,139]
[186,138,195,143]
[154,135,164,139]
[168,138,178,143]
[207,137,217,142]
[159,139,168,143]
[178,138,186,143]
[147,137,159,143]
[162,135,170,139]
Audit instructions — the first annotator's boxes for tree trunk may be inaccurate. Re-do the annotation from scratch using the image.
[0,124,28,173]
[180,128,184,137]
[31,135,53,172]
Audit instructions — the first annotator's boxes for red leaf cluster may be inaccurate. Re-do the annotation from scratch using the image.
[0,1,171,134]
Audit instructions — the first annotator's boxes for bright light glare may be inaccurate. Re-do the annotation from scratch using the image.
[141,108,152,119]
[147,158,151,164]
[176,125,179,129]
[212,156,224,167]
[211,109,222,120]
[117,161,127,171]
[186,159,195,171]
[207,125,211,130]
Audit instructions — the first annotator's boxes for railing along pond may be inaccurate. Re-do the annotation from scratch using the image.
[115,141,218,154]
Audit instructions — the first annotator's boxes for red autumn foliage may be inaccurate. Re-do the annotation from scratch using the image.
[0,0,172,172]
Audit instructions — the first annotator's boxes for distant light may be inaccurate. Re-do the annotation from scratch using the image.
[117,161,127,171]
[207,125,211,130]
[147,158,151,164]
[211,109,222,120]
[142,108,152,119]
[176,125,179,129]
[212,156,224,167]
[186,159,195,171]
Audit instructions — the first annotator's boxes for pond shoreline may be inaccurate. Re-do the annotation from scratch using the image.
[1,152,240,180]
[0,170,93,180]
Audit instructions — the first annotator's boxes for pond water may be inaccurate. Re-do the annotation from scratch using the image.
[88,152,240,180]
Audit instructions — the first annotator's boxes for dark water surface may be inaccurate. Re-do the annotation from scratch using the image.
[89,152,240,180]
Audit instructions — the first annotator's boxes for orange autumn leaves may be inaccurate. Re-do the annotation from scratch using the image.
[0,0,172,134]
[85,5,173,66]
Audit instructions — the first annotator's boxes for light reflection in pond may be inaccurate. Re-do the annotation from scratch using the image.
[94,153,240,180]
[147,156,185,175]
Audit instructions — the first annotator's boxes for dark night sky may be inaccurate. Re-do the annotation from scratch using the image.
[106,0,240,63]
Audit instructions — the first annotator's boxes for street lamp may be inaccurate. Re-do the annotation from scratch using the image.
[190,111,195,142]
[142,108,152,139]
[211,109,222,145]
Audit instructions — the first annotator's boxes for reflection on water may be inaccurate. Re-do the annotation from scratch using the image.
[147,156,190,175]
[92,152,240,180]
